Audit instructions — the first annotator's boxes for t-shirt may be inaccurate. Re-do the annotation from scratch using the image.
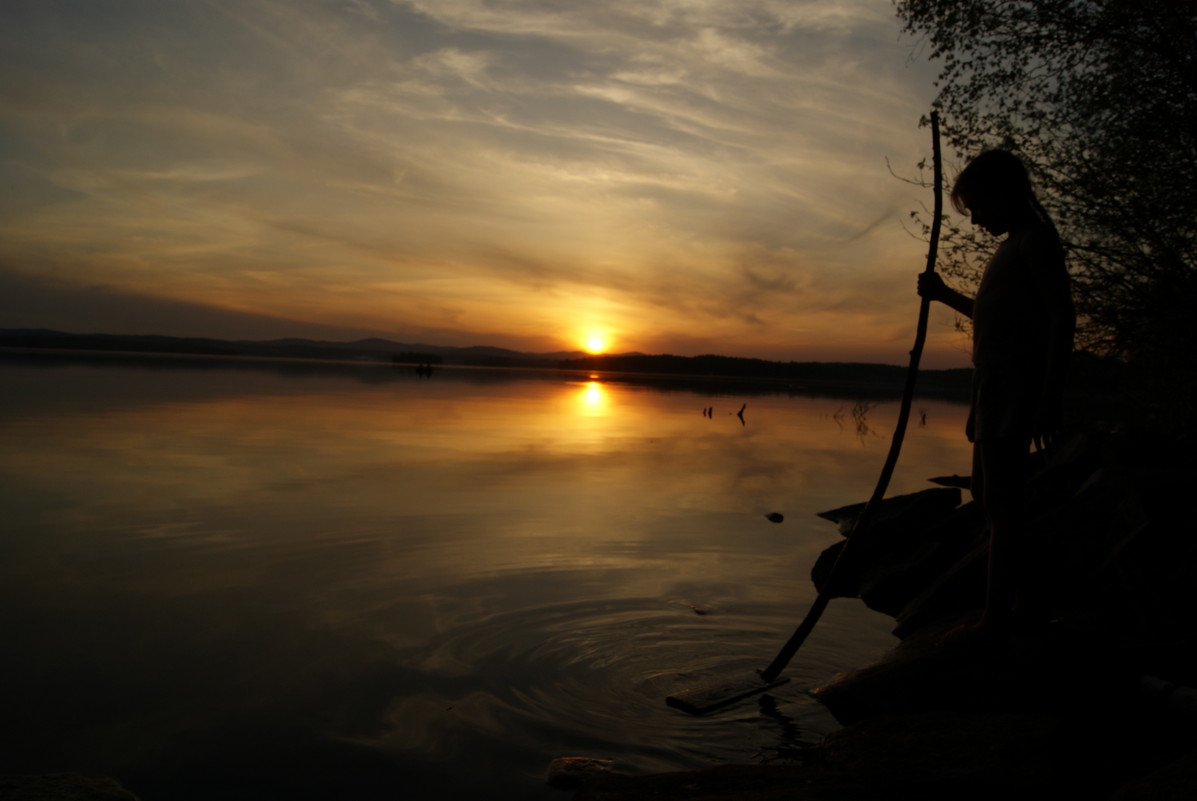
[971,224,1069,369]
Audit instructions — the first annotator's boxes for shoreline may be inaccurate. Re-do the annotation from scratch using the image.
[1,345,973,401]
[559,426,1197,799]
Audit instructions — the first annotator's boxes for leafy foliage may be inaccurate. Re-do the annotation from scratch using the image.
[896,0,1197,383]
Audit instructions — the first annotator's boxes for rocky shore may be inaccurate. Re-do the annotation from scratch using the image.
[555,427,1197,800]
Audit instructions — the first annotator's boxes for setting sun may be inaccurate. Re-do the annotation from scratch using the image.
[583,335,608,354]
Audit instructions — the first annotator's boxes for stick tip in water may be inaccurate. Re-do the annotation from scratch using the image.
[665,676,790,715]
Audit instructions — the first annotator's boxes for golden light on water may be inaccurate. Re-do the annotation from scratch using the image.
[577,380,610,417]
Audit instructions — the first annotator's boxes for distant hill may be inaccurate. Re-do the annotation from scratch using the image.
[0,328,972,394]
[0,328,586,367]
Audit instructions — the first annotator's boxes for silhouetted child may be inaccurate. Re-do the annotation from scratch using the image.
[918,149,1075,647]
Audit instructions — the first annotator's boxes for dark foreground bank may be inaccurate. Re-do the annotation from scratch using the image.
[552,426,1197,799]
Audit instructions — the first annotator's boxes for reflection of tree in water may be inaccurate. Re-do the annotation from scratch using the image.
[755,693,821,763]
[832,399,878,440]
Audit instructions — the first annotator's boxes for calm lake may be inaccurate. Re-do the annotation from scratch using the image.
[0,353,972,800]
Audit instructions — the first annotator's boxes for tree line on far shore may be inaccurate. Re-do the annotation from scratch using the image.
[559,352,971,391]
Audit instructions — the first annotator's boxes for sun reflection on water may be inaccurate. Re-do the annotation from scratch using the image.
[576,379,610,417]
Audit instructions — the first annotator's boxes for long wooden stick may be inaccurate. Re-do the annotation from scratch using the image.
[760,111,943,682]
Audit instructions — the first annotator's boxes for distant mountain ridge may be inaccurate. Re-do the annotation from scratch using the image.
[0,328,588,365]
[0,328,971,393]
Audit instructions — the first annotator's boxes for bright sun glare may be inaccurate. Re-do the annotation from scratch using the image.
[578,380,609,416]
[583,335,607,354]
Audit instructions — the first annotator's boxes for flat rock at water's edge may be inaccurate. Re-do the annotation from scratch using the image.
[815,487,961,536]
[546,757,617,789]
[0,774,141,801]
[571,764,816,801]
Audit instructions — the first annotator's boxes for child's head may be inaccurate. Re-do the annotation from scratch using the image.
[951,150,1039,235]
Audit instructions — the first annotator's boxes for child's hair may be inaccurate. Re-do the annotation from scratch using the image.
[951,149,1057,232]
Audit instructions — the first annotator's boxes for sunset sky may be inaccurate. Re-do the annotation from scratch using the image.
[0,0,975,367]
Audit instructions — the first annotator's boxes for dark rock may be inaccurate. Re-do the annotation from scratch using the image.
[890,533,988,637]
[861,503,986,622]
[928,474,971,489]
[813,614,1139,724]
[0,774,140,801]
[572,764,818,801]
[815,486,962,537]
[819,710,1063,796]
[765,512,784,523]
[1111,748,1197,800]
[811,487,968,617]
[546,757,616,789]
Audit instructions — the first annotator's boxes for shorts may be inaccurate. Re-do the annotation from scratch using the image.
[965,362,1043,444]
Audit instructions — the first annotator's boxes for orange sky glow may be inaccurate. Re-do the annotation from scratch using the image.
[0,0,975,368]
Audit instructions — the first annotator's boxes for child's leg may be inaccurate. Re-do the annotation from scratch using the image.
[970,442,984,504]
[976,435,1031,634]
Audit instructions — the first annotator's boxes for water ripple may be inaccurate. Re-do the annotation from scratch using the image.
[373,596,856,777]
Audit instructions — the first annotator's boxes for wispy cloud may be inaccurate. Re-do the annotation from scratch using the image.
[0,0,963,364]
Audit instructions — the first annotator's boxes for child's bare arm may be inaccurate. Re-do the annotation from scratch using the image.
[917,272,975,319]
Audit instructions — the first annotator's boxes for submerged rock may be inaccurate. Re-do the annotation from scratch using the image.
[546,757,617,789]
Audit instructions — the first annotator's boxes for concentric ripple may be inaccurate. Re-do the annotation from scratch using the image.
[367,593,886,783]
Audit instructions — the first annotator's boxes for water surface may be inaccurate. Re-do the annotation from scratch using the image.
[0,354,972,800]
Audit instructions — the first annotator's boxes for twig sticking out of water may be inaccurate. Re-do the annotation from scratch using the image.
[851,399,876,438]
